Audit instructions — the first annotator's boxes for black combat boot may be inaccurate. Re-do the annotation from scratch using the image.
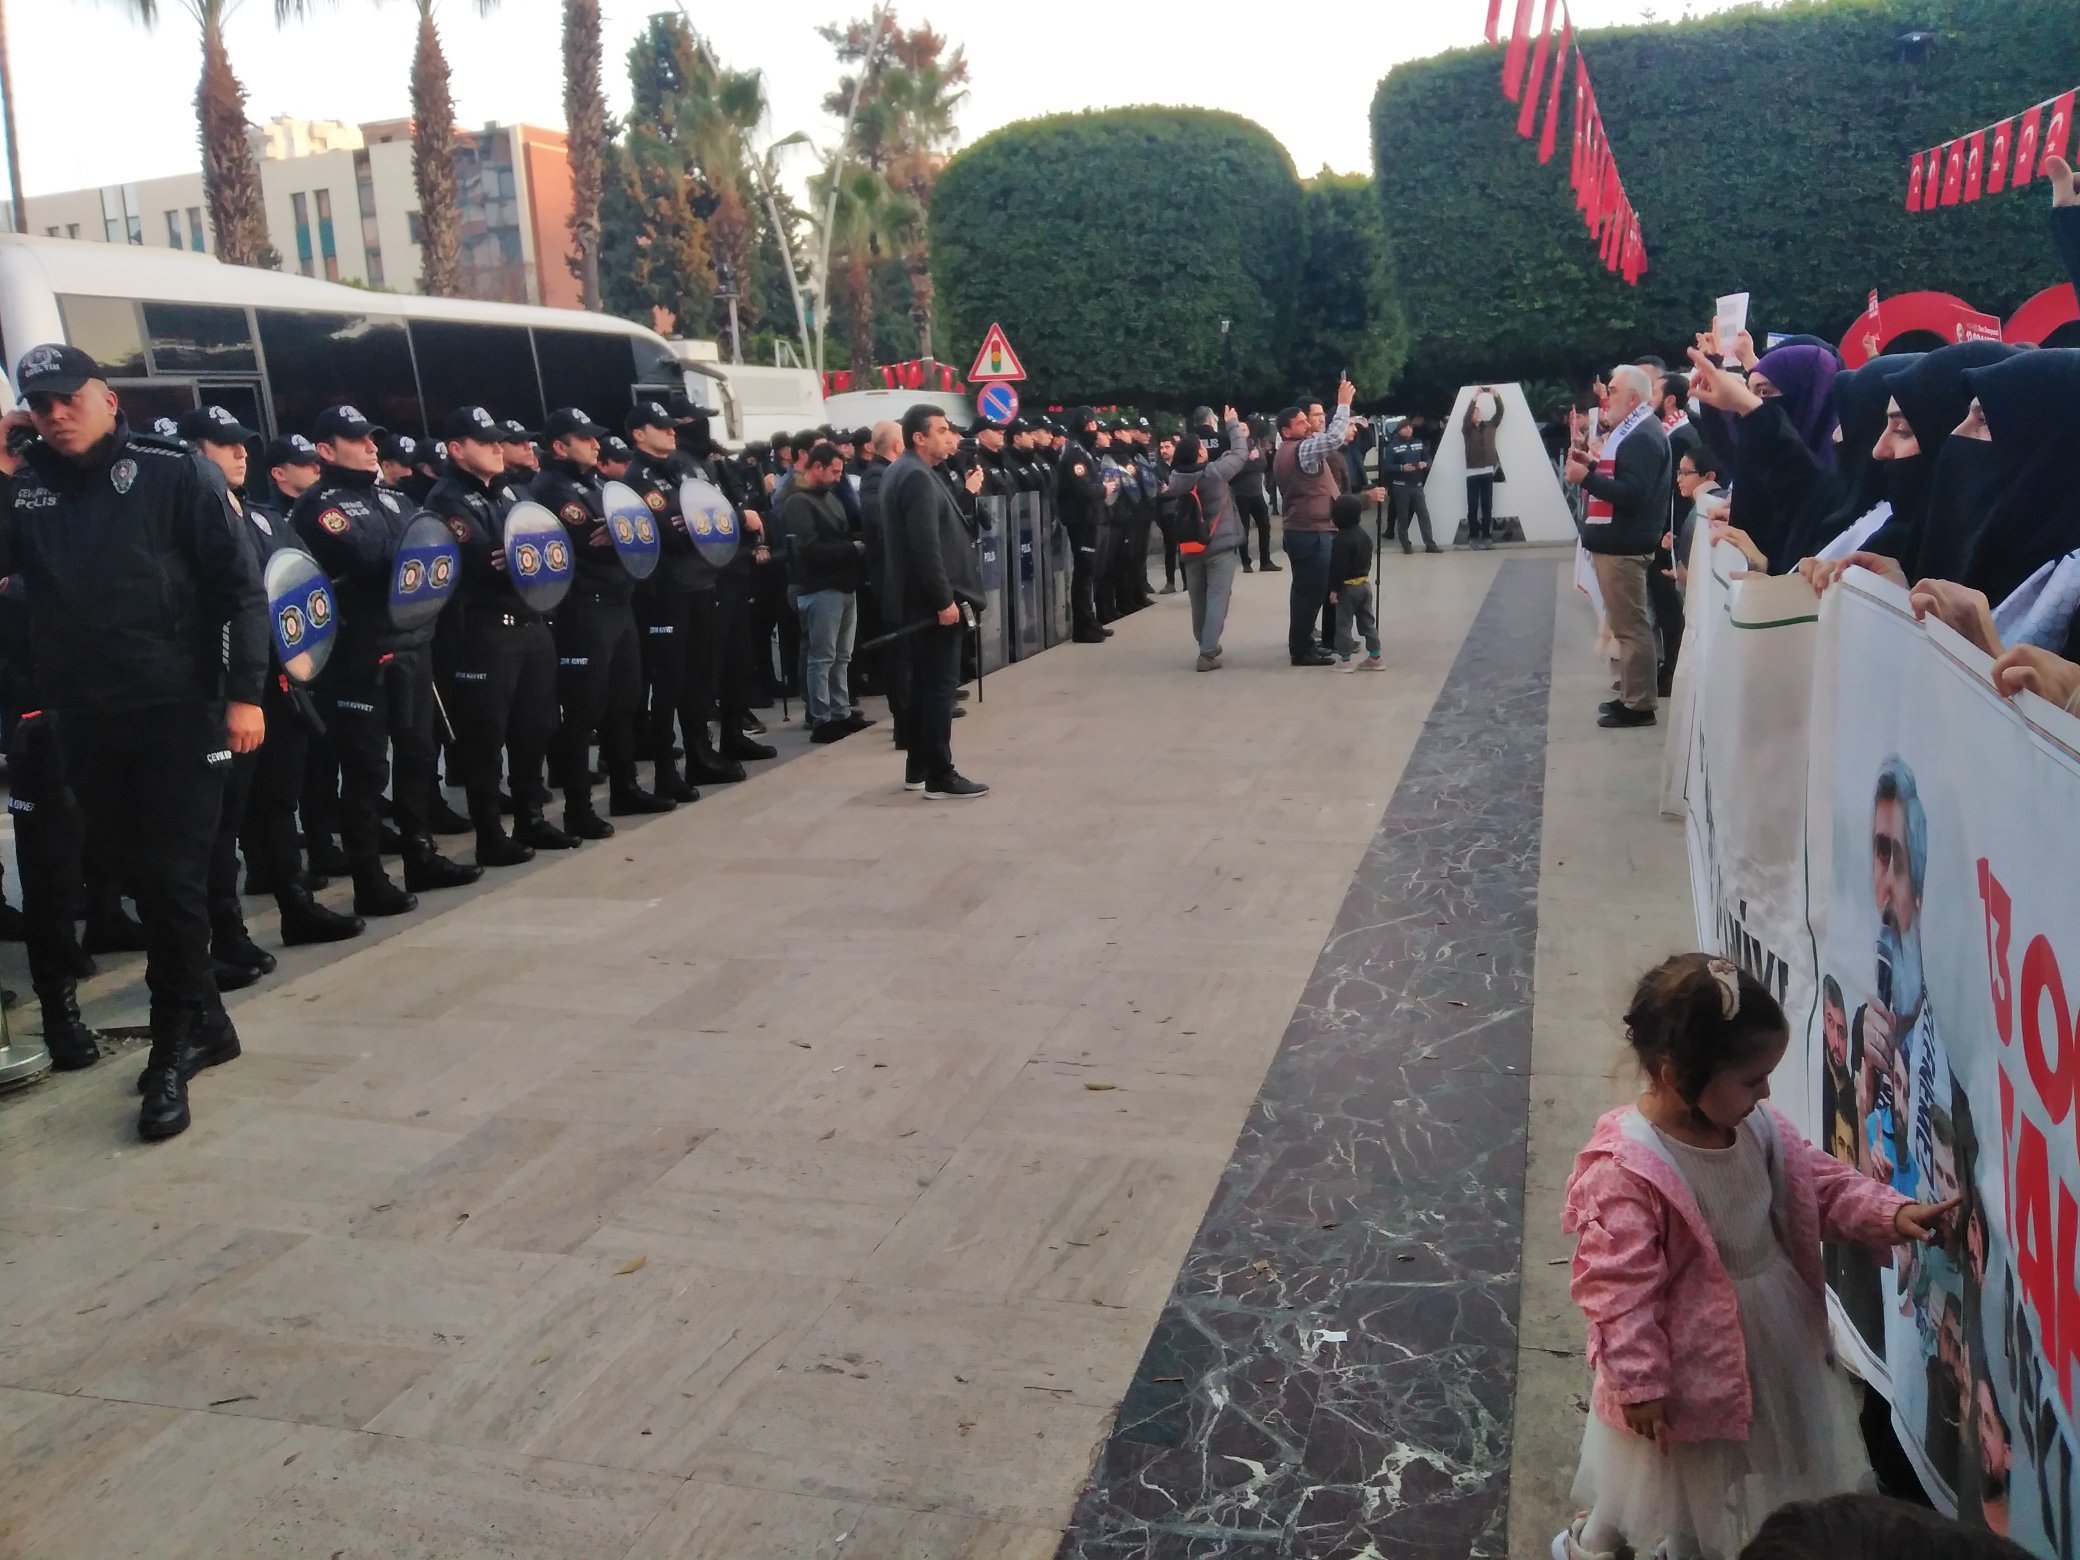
[718,727,776,763]
[352,858,419,917]
[471,801,536,869]
[35,985,103,1071]
[279,886,365,946]
[136,1002,242,1102]
[402,835,484,892]
[562,790,616,841]
[516,810,582,850]
[425,792,472,835]
[307,835,352,877]
[651,757,698,805]
[81,895,148,954]
[137,1016,192,1141]
[609,773,675,816]
[211,899,277,978]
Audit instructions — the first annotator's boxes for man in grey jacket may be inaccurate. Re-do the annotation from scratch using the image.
[880,405,987,799]
[1166,408,1249,671]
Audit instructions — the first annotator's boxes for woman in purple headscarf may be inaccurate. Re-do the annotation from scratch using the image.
[1686,340,1845,573]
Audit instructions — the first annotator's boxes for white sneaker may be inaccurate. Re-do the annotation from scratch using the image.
[1360,655,1386,671]
[1338,656,1356,674]
[1550,1518,1622,1560]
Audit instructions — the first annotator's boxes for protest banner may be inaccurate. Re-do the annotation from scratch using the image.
[1678,561,2080,1554]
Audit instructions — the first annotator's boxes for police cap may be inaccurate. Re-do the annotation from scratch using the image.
[497,419,537,445]
[376,431,421,466]
[443,406,503,444]
[601,434,633,461]
[311,404,377,443]
[625,400,675,435]
[176,404,259,446]
[14,343,100,397]
[542,407,609,442]
[266,434,320,469]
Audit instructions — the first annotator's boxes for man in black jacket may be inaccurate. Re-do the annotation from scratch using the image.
[5,345,267,1139]
[782,440,872,744]
[1054,407,1109,643]
[882,405,986,799]
[1565,365,1671,728]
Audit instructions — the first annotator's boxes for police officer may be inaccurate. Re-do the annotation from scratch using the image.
[599,434,634,483]
[291,404,481,916]
[1382,417,1439,554]
[424,405,576,863]
[623,400,748,797]
[497,421,541,500]
[5,345,268,1139]
[1054,407,1109,643]
[530,406,673,835]
[670,400,775,766]
[177,404,364,980]
[377,432,428,500]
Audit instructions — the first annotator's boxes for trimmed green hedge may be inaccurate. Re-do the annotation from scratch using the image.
[929,108,1303,405]
[1371,0,2080,404]
[1290,174,1408,398]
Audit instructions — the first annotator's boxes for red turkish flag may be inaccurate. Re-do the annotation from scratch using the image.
[1570,54,1588,186]
[2013,106,2044,186]
[1517,0,1558,137]
[2046,90,2077,166]
[1538,16,1571,162]
[1485,0,1505,44]
[1906,152,1926,212]
[1939,139,1965,204]
[1987,119,2014,195]
[1963,129,1987,202]
[1502,0,1536,100]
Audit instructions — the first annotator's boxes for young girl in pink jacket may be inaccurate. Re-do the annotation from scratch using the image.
[1554,954,1959,1560]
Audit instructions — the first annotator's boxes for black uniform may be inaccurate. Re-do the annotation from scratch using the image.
[291,460,475,909]
[1381,429,1436,553]
[1233,433,1275,570]
[1053,435,1108,641]
[3,410,266,1131]
[423,467,563,852]
[529,455,652,823]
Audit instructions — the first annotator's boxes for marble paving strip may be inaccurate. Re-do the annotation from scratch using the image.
[1058,559,1557,1559]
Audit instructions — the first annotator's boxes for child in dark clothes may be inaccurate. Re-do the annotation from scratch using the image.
[1328,495,1382,671]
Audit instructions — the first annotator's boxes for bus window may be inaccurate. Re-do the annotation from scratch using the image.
[57,296,149,379]
[409,319,544,433]
[533,327,647,422]
[256,309,422,441]
[143,302,259,375]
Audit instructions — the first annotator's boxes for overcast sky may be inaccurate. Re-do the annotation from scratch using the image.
[12,0,1768,201]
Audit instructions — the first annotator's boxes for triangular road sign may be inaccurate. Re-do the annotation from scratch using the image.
[967,323,1026,383]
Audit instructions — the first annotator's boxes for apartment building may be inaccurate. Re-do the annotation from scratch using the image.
[1,116,580,310]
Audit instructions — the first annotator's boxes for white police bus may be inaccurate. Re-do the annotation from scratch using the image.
[0,232,720,444]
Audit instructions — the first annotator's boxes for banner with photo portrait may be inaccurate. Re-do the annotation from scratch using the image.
[1683,561,2080,1556]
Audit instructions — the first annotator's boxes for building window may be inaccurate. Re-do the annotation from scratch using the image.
[186,207,205,251]
[407,211,426,247]
[166,210,183,247]
[45,226,59,237]
[315,188,339,282]
[367,250,385,288]
[291,191,315,277]
[65,223,79,239]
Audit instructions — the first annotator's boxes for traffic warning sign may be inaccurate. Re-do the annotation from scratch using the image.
[967,323,1026,382]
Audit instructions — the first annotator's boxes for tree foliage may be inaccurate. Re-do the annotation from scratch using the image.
[1290,173,1406,399]
[561,0,607,310]
[1370,0,2080,406]
[930,107,1304,406]
[409,0,467,297]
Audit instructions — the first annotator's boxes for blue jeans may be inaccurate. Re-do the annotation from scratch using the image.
[795,589,857,727]
[1282,529,1335,659]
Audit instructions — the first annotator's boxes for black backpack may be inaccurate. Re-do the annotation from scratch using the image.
[1173,477,1211,554]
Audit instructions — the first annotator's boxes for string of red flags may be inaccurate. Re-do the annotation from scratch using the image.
[821,359,968,398]
[1906,87,2077,212]
[1494,0,1647,285]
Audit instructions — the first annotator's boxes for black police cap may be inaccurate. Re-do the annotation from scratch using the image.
[497,419,537,445]
[626,400,675,435]
[443,405,503,443]
[266,434,320,468]
[176,404,258,446]
[376,431,421,466]
[542,407,609,441]
[310,404,377,443]
[602,435,633,458]
[14,343,100,397]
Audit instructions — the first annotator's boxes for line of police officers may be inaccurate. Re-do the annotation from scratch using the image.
[0,345,799,1141]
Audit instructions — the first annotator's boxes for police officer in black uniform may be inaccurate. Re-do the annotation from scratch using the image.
[291,404,481,917]
[529,406,673,836]
[5,345,268,1139]
[177,404,363,982]
[623,400,749,797]
[422,405,576,864]
[670,399,774,766]
[1054,407,1110,643]
[498,421,541,499]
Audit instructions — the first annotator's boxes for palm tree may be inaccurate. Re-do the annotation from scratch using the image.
[809,162,917,373]
[410,0,497,297]
[562,0,606,310]
[0,0,29,234]
[110,0,317,268]
[665,51,770,360]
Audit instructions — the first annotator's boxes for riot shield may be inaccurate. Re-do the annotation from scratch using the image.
[263,547,337,686]
[502,501,575,614]
[600,479,662,581]
[975,495,1010,675]
[388,512,460,632]
[1011,492,1044,661]
[678,476,742,569]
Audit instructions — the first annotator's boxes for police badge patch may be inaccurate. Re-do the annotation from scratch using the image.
[377,491,400,514]
[561,503,588,525]
[446,517,471,544]
[319,509,351,535]
[111,459,138,494]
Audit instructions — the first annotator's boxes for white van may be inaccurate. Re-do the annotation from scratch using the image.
[821,386,976,435]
